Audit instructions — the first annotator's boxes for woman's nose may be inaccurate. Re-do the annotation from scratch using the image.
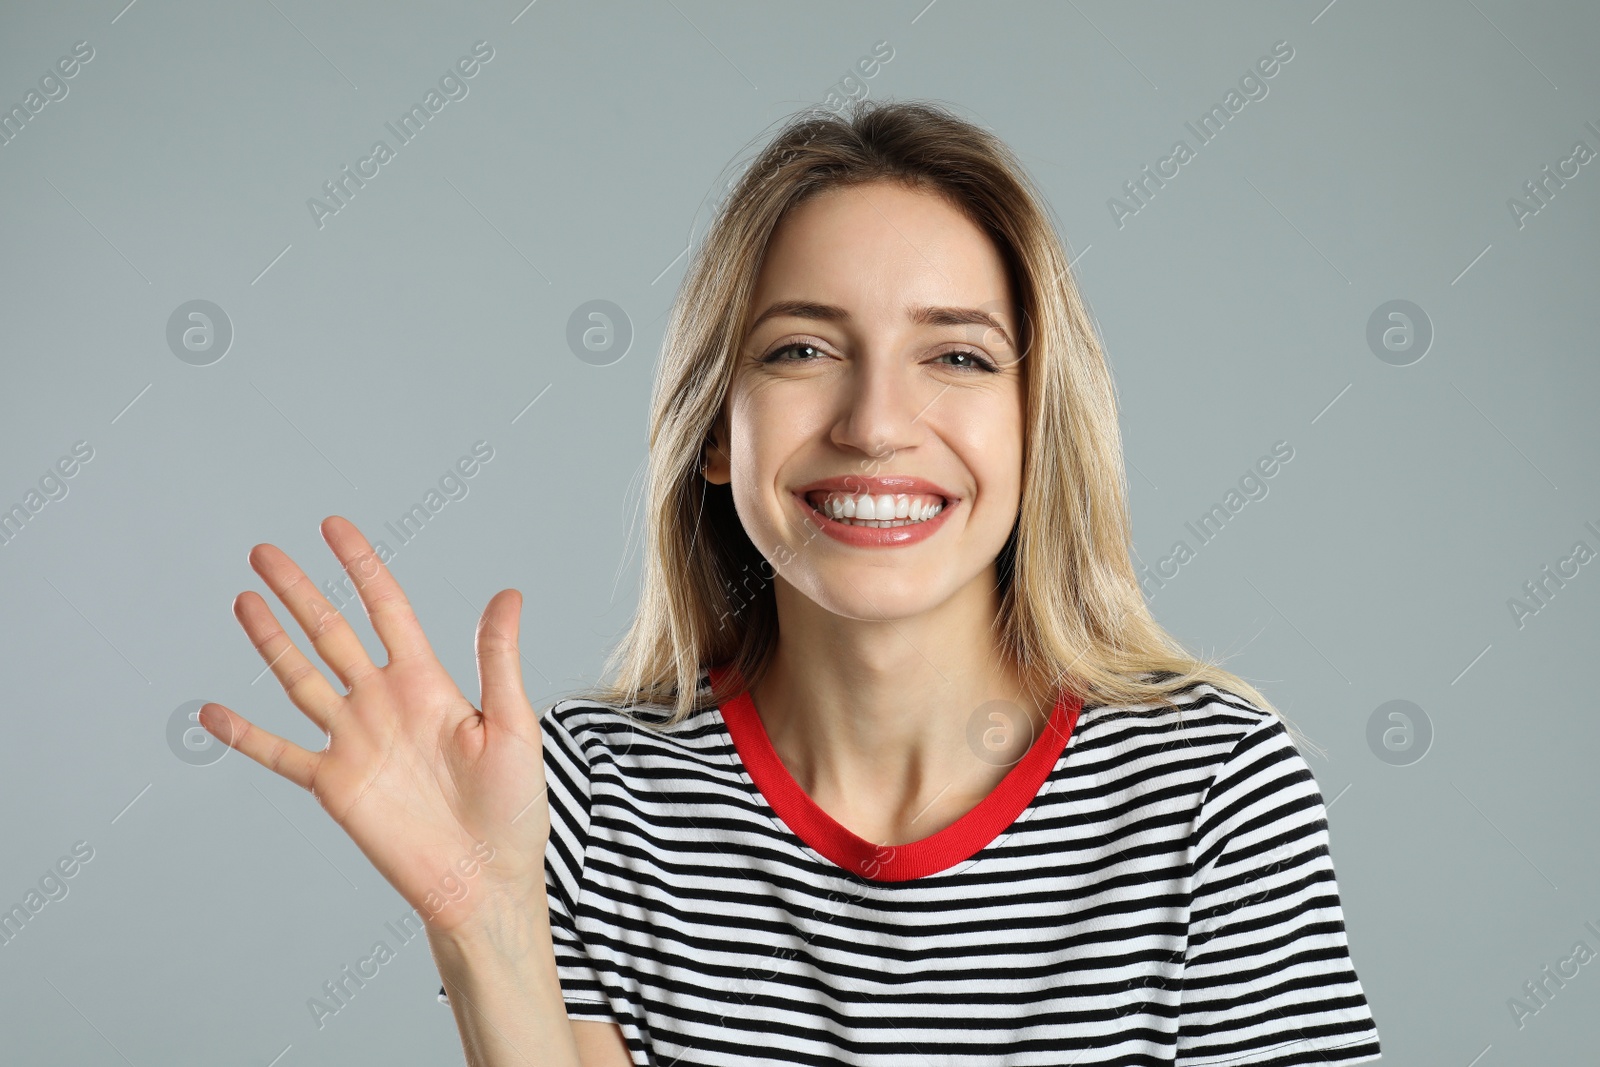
[830,355,932,461]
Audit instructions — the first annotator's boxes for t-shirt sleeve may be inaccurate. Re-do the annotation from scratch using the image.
[437,703,618,1020]
[1175,714,1382,1066]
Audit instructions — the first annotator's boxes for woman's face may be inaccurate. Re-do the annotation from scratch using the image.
[704,179,1026,624]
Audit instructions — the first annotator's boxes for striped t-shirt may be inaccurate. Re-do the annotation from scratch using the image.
[438,664,1382,1065]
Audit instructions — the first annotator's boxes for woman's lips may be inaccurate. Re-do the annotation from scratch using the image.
[793,490,957,547]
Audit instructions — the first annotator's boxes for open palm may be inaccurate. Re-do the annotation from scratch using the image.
[199,515,550,934]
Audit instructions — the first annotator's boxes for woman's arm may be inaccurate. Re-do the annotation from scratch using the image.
[570,1021,634,1064]
[429,896,633,1066]
[427,891,587,1067]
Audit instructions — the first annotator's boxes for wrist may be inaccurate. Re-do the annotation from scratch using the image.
[425,882,551,954]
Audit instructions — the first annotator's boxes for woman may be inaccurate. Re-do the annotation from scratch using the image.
[199,100,1382,1065]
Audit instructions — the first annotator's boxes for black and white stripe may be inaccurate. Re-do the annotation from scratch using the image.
[440,675,1381,1066]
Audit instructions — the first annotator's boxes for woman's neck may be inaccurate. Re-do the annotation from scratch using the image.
[746,572,1053,847]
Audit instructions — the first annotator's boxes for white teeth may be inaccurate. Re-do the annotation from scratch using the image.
[811,491,946,527]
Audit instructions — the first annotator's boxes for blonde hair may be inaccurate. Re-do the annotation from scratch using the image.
[567,98,1318,757]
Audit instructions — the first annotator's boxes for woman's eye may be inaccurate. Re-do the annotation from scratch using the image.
[761,342,826,364]
[760,343,998,372]
[936,349,1000,373]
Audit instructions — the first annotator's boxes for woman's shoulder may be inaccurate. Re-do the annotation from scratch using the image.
[1073,676,1289,769]
[537,673,733,768]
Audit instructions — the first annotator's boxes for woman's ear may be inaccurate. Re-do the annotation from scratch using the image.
[701,414,732,486]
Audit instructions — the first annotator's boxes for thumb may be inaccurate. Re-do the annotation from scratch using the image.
[475,588,536,732]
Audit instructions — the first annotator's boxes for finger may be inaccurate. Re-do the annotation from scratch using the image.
[233,591,344,731]
[249,541,379,690]
[475,589,536,733]
[319,515,434,666]
[197,701,320,791]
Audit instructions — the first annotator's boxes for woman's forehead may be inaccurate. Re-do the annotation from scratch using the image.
[749,185,1017,337]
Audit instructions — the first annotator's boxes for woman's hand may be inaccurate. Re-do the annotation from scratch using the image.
[198,515,550,935]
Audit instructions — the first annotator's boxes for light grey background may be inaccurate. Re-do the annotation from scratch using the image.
[1,0,1595,1063]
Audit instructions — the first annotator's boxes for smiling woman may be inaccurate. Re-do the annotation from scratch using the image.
[527,99,1383,1065]
[199,98,1380,1067]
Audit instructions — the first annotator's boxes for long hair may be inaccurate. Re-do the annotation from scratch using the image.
[564,98,1317,756]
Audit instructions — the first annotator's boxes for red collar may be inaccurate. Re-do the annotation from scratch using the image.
[709,663,1082,882]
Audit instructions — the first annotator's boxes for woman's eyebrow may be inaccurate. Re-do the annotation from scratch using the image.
[746,300,1013,347]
